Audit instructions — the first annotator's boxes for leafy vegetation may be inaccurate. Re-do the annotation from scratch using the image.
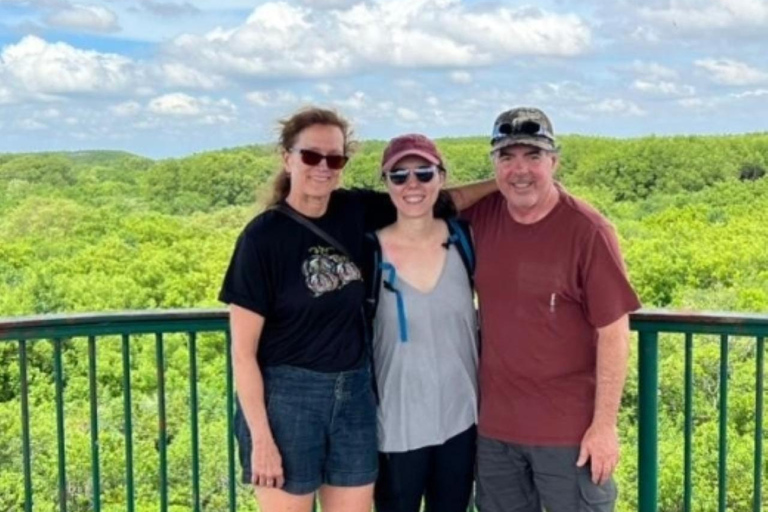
[1,133,767,511]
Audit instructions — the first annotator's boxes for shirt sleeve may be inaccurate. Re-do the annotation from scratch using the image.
[218,231,273,317]
[348,188,397,231]
[582,224,642,328]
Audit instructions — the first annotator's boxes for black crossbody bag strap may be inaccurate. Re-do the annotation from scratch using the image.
[271,204,380,402]
[271,204,352,260]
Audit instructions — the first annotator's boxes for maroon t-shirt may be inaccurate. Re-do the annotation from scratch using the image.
[463,188,641,445]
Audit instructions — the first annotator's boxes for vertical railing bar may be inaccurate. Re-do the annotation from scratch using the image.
[122,333,135,512]
[719,334,729,512]
[684,332,694,512]
[88,336,101,512]
[54,338,68,512]
[638,329,659,512]
[225,330,236,512]
[155,333,168,512]
[19,339,33,512]
[189,332,201,512]
[754,336,764,512]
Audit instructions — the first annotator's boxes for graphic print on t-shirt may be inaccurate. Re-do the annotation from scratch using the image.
[302,246,362,297]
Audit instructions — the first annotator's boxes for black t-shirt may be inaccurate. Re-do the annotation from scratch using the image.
[219,188,395,372]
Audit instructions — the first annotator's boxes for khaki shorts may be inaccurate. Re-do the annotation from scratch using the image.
[475,436,617,512]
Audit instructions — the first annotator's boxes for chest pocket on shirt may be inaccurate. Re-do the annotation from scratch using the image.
[514,261,572,324]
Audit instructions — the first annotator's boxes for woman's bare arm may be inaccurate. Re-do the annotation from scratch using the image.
[230,304,284,488]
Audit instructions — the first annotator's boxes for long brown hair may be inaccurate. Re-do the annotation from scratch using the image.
[266,107,354,206]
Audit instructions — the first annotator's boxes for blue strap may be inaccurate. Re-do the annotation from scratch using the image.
[447,218,475,272]
[380,262,408,343]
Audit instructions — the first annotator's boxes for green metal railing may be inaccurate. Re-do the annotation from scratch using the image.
[632,311,768,512]
[1,309,767,511]
[1,310,233,512]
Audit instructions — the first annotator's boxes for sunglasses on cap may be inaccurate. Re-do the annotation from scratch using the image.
[491,120,554,145]
[291,148,349,170]
[384,165,439,186]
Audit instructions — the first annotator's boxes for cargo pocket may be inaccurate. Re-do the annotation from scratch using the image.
[578,469,617,512]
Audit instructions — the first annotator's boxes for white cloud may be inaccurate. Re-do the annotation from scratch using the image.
[450,71,472,84]
[695,58,768,86]
[164,0,591,80]
[587,99,646,116]
[632,80,695,97]
[19,118,47,131]
[45,4,120,33]
[677,96,725,111]
[139,0,200,18]
[0,36,136,94]
[436,4,591,58]
[639,0,768,31]
[629,26,661,43]
[147,93,237,122]
[294,0,358,8]
[316,83,333,95]
[110,101,142,117]
[731,89,768,99]
[158,63,224,89]
[0,85,15,105]
[396,107,419,121]
[395,79,420,89]
[334,91,367,110]
[35,107,60,119]
[530,81,592,103]
[630,61,678,81]
[148,92,201,115]
[244,90,300,107]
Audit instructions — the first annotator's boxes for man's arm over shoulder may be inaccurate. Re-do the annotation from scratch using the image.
[447,179,497,212]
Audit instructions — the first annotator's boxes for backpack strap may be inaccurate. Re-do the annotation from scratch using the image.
[363,232,383,324]
[363,232,408,343]
[445,217,481,357]
[446,217,476,281]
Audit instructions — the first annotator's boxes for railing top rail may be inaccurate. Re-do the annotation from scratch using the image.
[1,308,767,341]
[0,309,228,341]
[631,309,768,336]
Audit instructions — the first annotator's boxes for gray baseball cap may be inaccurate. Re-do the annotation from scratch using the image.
[490,107,557,152]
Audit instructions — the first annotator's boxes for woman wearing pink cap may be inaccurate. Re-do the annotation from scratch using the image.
[365,134,479,512]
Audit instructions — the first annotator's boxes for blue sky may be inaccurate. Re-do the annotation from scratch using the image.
[0,0,766,158]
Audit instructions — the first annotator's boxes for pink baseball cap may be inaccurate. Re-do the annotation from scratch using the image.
[380,134,444,173]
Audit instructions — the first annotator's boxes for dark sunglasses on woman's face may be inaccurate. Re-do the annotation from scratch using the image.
[384,165,439,186]
[292,148,349,170]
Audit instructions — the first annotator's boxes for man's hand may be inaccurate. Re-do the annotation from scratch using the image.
[576,421,619,485]
[251,433,284,489]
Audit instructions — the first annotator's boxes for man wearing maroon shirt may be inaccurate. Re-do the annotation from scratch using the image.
[462,107,641,512]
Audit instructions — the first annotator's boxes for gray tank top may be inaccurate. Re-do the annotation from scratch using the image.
[373,243,478,453]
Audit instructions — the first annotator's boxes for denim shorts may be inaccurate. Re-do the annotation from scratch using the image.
[234,364,378,495]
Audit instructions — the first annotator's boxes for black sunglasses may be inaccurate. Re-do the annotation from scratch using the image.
[384,166,439,186]
[292,148,349,170]
[491,120,554,144]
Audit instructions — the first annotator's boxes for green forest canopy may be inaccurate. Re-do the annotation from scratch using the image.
[1,133,767,511]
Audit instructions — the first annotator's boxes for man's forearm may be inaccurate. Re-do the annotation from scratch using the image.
[593,315,630,427]
[447,179,497,211]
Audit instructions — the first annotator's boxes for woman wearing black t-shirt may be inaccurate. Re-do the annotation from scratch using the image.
[219,107,495,512]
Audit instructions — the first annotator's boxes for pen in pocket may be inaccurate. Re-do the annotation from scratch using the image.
[550,293,556,313]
